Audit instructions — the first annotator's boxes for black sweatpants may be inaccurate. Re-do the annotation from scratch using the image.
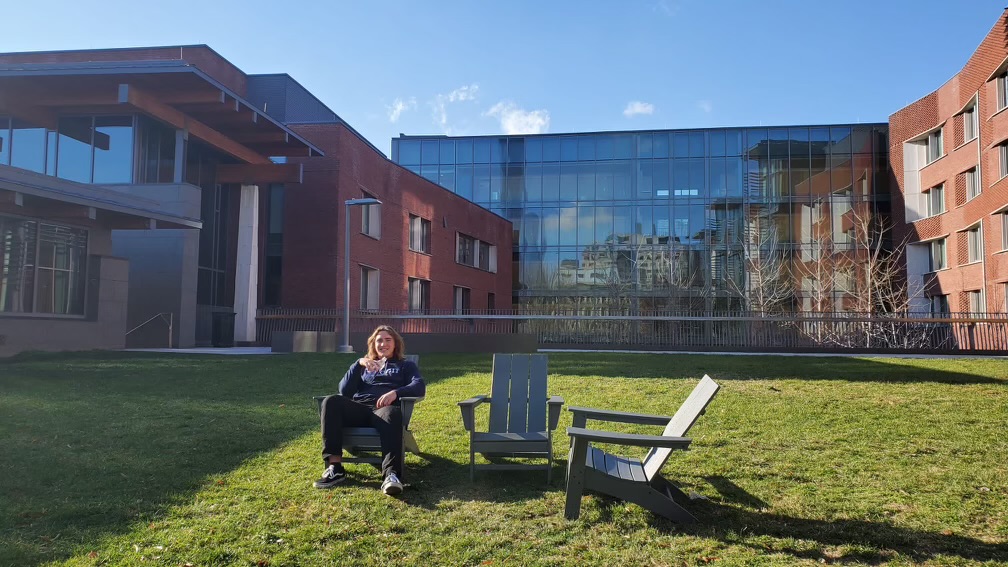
[320,394,403,478]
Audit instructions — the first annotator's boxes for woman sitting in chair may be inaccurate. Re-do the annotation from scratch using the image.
[313,325,425,496]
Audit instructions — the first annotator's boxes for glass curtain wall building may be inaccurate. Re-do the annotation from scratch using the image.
[393,126,890,314]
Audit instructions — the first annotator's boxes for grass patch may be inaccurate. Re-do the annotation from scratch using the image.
[1,351,1006,566]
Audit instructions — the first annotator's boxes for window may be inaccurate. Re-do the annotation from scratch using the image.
[925,128,943,164]
[408,277,430,313]
[965,168,980,200]
[968,289,986,316]
[967,225,984,263]
[456,233,475,266]
[360,266,379,310]
[963,107,978,141]
[0,215,88,315]
[453,286,471,315]
[925,184,945,217]
[361,195,381,239]
[930,295,950,316]
[1003,213,1008,250]
[929,238,947,271]
[998,73,1008,111]
[456,232,497,272]
[488,292,496,311]
[1000,143,1008,180]
[409,214,431,254]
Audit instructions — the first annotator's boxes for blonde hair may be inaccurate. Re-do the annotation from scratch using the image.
[365,325,405,360]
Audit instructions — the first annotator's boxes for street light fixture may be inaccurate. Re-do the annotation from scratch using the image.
[339,197,382,353]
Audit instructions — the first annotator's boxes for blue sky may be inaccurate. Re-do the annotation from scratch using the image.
[3,1,1005,156]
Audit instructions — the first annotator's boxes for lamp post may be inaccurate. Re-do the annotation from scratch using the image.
[339,198,382,353]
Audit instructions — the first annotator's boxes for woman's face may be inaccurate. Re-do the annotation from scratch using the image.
[374,331,395,359]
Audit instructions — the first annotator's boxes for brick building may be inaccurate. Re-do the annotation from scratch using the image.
[0,46,511,355]
[890,10,1008,315]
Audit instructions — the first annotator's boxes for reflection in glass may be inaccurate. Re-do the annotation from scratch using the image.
[0,118,9,165]
[11,121,46,173]
[57,117,93,183]
[93,116,134,183]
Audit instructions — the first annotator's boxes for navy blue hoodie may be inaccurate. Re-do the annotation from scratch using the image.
[338,358,426,406]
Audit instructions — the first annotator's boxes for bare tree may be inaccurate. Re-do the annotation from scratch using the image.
[727,212,794,316]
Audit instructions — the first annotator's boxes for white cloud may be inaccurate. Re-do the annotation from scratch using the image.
[485,101,550,135]
[697,100,713,113]
[623,101,655,117]
[432,83,480,131]
[386,97,416,123]
[653,0,681,17]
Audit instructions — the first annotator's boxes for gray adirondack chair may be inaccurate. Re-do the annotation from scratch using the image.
[564,374,720,522]
[313,354,423,473]
[458,353,564,482]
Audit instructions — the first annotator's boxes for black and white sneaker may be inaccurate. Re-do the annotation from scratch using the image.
[313,464,346,489]
[381,472,403,496]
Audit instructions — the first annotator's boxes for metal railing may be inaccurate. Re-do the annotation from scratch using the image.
[125,312,174,348]
[255,308,1008,354]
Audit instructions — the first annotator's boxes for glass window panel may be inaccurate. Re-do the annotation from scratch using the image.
[577,136,595,160]
[637,160,653,197]
[57,117,94,183]
[541,207,560,246]
[614,206,633,237]
[636,206,653,237]
[507,138,524,163]
[542,137,560,161]
[724,129,742,156]
[456,139,473,163]
[490,138,507,163]
[421,140,439,164]
[474,138,490,163]
[672,132,689,157]
[559,206,577,245]
[420,165,438,184]
[10,121,47,173]
[560,137,578,161]
[596,135,614,160]
[578,205,595,245]
[687,204,706,243]
[473,164,491,203]
[559,163,578,200]
[672,159,689,196]
[525,163,543,202]
[0,117,9,165]
[725,158,743,197]
[613,135,633,159]
[595,207,613,242]
[439,140,455,164]
[92,116,133,183]
[595,161,614,200]
[398,140,421,165]
[439,165,456,191]
[653,133,670,158]
[653,204,670,237]
[831,126,852,147]
[542,162,560,201]
[490,163,504,202]
[577,163,595,200]
[456,164,474,200]
[688,131,705,156]
[810,127,830,143]
[689,158,706,197]
[612,160,632,199]
[525,137,542,162]
[0,216,37,313]
[638,133,653,158]
[653,159,669,197]
[522,209,542,246]
[709,130,726,157]
[505,164,523,202]
[709,158,727,198]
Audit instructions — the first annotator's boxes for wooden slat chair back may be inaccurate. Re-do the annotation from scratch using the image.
[459,353,564,482]
[564,374,720,522]
[313,354,422,477]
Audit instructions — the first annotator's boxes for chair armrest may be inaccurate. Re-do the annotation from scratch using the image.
[566,426,691,449]
[568,405,673,428]
[547,395,565,431]
[313,394,335,413]
[458,395,489,432]
[399,396,423,427]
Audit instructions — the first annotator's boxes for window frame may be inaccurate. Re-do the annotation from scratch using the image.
[361,192,381,239]
[408,214,431,254]
[929,238,947,272]
[0,214,89,317]
[966,224,984,264]
[965,167,980,201]
[998,73,1008,112]
[453,285,471,315]
[963,106,978,142]
[1000,143,1008,180]
[924,183,945,217]
[925,128,943,164]
[359,265,379,311]
[968,289,986,316]
[407,277,430,314]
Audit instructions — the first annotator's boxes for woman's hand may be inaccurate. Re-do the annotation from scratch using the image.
[376,390,398,408]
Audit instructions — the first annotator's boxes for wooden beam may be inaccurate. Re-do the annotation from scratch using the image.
[0,92,58,130]
[216,163,303,184]
[118,83,270,165]
[233,131,290,144]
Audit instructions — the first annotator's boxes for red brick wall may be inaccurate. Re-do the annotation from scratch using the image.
[890,10,1008,311]
[281,124,513,311]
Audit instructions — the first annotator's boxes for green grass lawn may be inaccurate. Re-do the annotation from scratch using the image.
[1,351,1006,566]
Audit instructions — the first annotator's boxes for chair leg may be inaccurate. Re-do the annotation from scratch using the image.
[469,443,475,482]
[564,441,588,520]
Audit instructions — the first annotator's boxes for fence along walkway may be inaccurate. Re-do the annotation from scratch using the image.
[255,308,1008,354]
